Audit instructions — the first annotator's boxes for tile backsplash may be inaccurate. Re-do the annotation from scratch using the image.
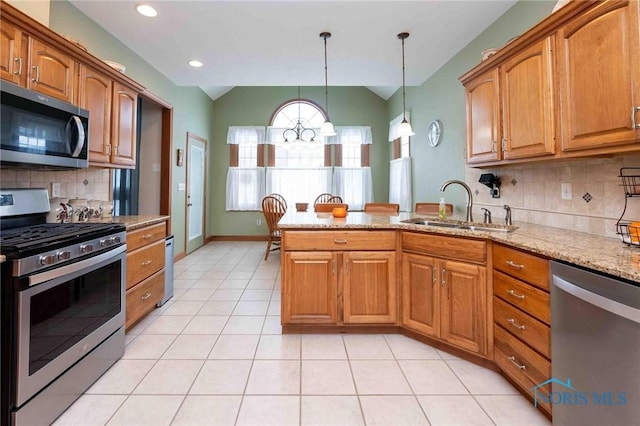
[465,154,640,239]
[0,167,111,201]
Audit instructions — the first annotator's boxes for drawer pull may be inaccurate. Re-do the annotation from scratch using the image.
[141,260,153,266]
[14,57,22,75]
[441,268,446,286]
[506,260,524,269]
[507,356,526,370]
[141,292,152,300]
[507,318,526,330]
[333,239,348,244]
[432,267,437,285]
[31,65,40,82]
[142,233,154,239]
[507,289,525,300]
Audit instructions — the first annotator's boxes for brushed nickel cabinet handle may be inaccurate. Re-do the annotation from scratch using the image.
[507,356,526,370]
[14,57,22,75]
[141,292,152,300]
[491,140,497,153]
[31,65,40,82]
[633,106,640,130]
[507,289,525,300]
[141,260,152,266]
[142,234,153,239]
[333,239,347,244]
[501,137,507,152]
[507,318,526,330]
[433,267,437,284]
[506,260,524,269]
[441,268,446,286]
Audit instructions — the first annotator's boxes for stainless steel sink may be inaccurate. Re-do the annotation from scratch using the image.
[402,218,517,233]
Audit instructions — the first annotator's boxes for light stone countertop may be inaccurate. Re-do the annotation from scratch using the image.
[89,215,170,231]
[279,211,640,283]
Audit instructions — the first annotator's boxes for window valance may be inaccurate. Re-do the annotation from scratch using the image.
[227,126,266,144]
[325,126,373,145]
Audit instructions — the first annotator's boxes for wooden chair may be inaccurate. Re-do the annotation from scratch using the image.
[314,203,349,213]
[327,195,343,203]
[314,193,334,206]
[415,202,453,215]
[261,195,286,260]
[268,193,288,211]
[364,203,400,214]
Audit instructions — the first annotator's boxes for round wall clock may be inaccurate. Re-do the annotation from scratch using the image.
[427,120,442,147]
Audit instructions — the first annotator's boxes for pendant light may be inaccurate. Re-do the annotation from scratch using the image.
[319,32,336,137]
[397,32,415,137]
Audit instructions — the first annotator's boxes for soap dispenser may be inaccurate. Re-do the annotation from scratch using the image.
[438,197,447,219]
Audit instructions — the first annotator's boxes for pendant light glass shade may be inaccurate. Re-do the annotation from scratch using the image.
[320,32,337,137]
[397,32,414,137]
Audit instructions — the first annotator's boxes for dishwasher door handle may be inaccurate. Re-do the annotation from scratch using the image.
[552,275,640,325]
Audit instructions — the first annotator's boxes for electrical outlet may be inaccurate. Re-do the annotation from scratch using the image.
[51,183,61,197]
[561,183,573,200]
[256,218,262,227]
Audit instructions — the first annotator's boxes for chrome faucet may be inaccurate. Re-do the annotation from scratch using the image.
[440,180,473,222]
[503,204,512,226]
[481,208,492,224]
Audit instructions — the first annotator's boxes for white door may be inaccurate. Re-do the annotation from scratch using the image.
[186,133,207,254]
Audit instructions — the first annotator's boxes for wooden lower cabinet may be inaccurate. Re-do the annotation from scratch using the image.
[282,251,337,324]
[402,252,487,355]
[125,221,167,329]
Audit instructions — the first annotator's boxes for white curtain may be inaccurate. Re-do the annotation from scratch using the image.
[266,167,332,206]
[388,112,411,142]
[227,126,266,144]
[226,167,265,211]
[324,126,373,145]
[333,167,373,211]
[389,157,412,212]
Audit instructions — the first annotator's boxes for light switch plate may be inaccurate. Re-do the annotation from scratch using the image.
[561,183,572,200]
[152,163,161,172]
[51,183,61,197]
[177,183,186,191]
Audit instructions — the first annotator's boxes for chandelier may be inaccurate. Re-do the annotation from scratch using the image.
[282,87,316,143]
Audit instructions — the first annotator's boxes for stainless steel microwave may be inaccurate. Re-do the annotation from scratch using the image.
[1,81,89,169]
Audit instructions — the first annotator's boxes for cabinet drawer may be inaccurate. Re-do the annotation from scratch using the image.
[283,231,396,251]
[126,269,164,329]
[493,244,549,290]
[494,325,551,413]
[494,270,550,324]
[402,232,486,264]
[126,222,166,252]
[126,239,165,289]
[494,297,550,357]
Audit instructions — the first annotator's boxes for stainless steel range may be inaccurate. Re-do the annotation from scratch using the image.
[0,188,126,426]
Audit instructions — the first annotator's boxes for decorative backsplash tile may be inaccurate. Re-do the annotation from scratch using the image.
[0,168,111,202]
[465,153,640,239]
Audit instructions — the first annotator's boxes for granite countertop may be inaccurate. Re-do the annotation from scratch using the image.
[279,211,640,283]
[90,215,170,231]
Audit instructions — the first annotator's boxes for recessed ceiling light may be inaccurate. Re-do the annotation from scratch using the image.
[189,60,204,68]
[136,4,157,17]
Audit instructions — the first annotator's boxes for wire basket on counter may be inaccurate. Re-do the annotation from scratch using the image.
[616,168,640,246]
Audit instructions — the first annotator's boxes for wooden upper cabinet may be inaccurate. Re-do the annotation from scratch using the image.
[0,20,24,85]
[27,38,75,103]
[557,0,640,152]
[78,65,112,164]
[501,37,556,160]
[465,69,501,164]
[111,82,138,168]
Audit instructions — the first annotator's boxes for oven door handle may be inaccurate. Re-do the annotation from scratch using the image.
[29,244,126,286]
[552,275,640,325]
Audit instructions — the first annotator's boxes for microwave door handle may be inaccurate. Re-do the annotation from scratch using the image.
[69,115,85,158]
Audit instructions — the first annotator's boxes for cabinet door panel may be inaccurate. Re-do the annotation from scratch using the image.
[402,253,439,336]
[502,37,555,159]
[283,252,337,324]
[343,251,396,324]
[440,260,487,355]
[0,21,23,84]
[79,65,112,164]
[111,82,137,167]
[465,69,501,164]
[28,38,75,103]
[558,0,640,151]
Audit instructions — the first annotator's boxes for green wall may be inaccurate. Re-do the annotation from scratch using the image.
[49,1,215,255]
[387,0,555,212]
[210,86,388,236]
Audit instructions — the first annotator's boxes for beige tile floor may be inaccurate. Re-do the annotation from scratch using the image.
[54,241,551,426]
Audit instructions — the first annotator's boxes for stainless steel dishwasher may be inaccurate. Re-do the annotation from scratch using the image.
[550,261,640,426]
